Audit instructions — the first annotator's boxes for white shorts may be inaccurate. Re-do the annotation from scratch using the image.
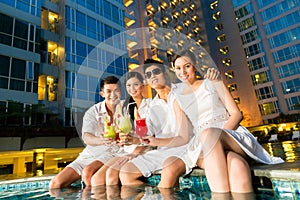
[129,144,189,177]
[67,145,119,175]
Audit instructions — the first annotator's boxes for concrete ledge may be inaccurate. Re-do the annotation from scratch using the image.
[153,161,300,181]
[252,161,300,180]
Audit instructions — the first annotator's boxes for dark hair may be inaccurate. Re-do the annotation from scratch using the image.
[125,71,144,85]
[100,76,120,90]
[172,49,197,67]
[143,58,165,73]
[122,71,144,124]
[173,50,203,80]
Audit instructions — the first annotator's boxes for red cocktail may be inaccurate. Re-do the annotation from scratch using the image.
[135,118,148,145]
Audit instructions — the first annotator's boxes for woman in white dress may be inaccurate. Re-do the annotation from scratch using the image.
[91,71,151,186]
[170,50,284,193]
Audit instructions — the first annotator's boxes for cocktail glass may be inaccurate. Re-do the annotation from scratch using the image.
[135,118,148,145]
[117,114,132,145]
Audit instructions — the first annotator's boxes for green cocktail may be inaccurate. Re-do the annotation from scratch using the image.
[117,115,132,144]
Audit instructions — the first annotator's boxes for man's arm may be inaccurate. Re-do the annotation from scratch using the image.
[82,132,111,146]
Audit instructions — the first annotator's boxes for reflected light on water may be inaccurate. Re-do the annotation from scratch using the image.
[263,141,299,162]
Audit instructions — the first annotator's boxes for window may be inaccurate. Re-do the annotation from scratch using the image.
[272,43,300,64]
[225,71,234,79]
[259,102,279,116]
[281,79,300,94]
[228,83,237,92]
[214,23,223,31]
[222,58,231,67]
[241,30,259,44]
[235,4,252,20]
[26,61,34,80]
[234,97,240,104]
[252,71,270,85]
[210,1,218,10]
[212,11,221,20]
[238,17,255,32]
[247,56,266,71]
[244,43,263,57]
[217,34,226,42]
[276,60,300,78]
[255,86,274,100]
[219,46,229,55]
[286,96,300,111]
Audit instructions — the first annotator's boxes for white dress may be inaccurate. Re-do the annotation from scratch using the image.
[173,79,284,172]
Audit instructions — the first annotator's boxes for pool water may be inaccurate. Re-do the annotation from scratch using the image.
[0,141,299,199]
[0,179,278,200]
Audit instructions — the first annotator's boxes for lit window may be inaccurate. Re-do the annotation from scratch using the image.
[219,46,229,55]
[191,15,198,21]
[182,7,189,14]
[48,41,59,66]
[217,34,226,42]
[210,1,218,10]
[228,83,237,92]
[212,11,221,20]
[160,2,169,9]
[47,76,57,101]
[215,23,223,31]
[38,75,46,100]
[234,97,240,104]
[222,58,231,67]
[190,3,196,10]
[225,71,234,79]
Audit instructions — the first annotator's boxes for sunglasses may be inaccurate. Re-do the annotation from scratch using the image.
[145,68,162,79]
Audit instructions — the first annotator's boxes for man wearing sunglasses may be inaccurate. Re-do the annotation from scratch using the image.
[119,59,220,191]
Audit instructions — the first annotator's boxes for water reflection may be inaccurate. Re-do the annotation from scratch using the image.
[49,184,262,200]
[262,141,300,162]
[48,141,299,199]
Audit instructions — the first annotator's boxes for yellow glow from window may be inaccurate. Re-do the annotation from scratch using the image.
[182,7,189,14]
[124,0,133,7]
[210,1,218,10]
[212,11,221,20]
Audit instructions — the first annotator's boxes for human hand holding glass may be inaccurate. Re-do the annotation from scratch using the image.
[117,114,133,145]
[135,118,148,146]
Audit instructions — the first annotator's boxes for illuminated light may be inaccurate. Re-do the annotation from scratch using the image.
[192,15,198,21]
[187,32,193,39]
[189,46,195,52]
[160,2,169,9]
[210,1,218,10]
[193,27,200,33]
[173,11,180,18]
[125,17,135,27]
[177,40,184,46]
[190,4,195,10]
[167,48,174,55]
[212,11,221,20]
[127,40,138,49]
[124,0,133,7]
[182,7,189,14]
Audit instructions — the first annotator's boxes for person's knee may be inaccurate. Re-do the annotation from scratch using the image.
[119,164,137,185]
[49,176,61,189]
[119,169,131,185]
[227,152,250,178]
[106,168,120,185]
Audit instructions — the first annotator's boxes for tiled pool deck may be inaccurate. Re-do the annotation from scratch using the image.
[0,161,299,197]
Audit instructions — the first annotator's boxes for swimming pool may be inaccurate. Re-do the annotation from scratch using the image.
[0,141,299,199]
[0,172,298,199]
[0,176,278,199]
